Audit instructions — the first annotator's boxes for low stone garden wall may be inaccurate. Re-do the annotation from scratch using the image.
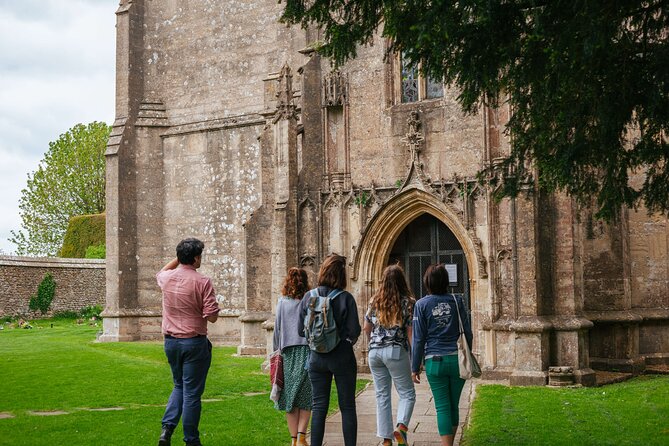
[0,256,105,317]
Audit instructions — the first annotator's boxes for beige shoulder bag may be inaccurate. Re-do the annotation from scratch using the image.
[453,296,482,379]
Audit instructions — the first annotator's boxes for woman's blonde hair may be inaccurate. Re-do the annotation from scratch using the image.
[370,264,414,328]
[281,267,310,300]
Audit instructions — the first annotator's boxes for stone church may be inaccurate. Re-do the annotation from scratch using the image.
[100,0,669,386]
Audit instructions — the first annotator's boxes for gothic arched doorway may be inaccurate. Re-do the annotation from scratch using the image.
[388,213,470,309]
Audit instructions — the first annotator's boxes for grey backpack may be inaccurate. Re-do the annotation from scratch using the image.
[304,288,344,353]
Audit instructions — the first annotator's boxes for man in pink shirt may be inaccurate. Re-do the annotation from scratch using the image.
[157,238,220,446]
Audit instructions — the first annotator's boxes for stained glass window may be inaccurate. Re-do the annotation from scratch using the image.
[426,76,444,99]
[399,53,443,103]
[401,55,419,103]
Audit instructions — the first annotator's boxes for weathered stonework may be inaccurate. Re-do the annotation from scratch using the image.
[104,0,669,383]
[0,256,105,317]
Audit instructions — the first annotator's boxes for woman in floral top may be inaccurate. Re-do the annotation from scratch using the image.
[364,265,416,446]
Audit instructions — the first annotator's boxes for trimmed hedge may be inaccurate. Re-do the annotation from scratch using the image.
[59,213,105,258]
[84,244,106,259]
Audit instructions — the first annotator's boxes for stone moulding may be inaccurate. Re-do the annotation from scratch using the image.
[238,311,272,323]
[100,308,242,319]
[344,180,488,278]
[299,254,316,268]
[298,192,316,210]
[322,189,344,210]
[100,308,162,318]
[584,309,669,322]
[550,316,595,331]
[116,0,132,14]
[160,113,265,138]
[135,100,169,128]
[481,315,594,332]
[105,117,128,157]
[468,228,488,279]
[351,187,485,288]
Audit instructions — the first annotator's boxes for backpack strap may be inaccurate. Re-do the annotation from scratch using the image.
[327,289,345,299]
[325,289,344,330]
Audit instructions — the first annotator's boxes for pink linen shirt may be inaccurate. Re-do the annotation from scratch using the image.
[156,264,220,338]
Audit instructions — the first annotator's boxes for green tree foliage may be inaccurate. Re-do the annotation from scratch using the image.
[281,1,669,219]
[29,273,57,315]
[59,213,106,258]
[10,122,111,256]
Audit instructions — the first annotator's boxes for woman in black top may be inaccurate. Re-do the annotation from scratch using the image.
[298,253,361,446]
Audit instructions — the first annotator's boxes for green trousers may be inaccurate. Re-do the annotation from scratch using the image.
[425,355,465,435]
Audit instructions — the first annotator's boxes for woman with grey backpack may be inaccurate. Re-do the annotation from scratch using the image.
[298,253,361,446]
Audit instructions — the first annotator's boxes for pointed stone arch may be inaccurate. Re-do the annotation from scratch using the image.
[351,188,484,305]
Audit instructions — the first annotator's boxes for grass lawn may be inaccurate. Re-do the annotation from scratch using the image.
[463,375,669,446]
[0,318,367,446]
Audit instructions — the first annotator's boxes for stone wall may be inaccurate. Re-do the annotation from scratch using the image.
[0,256,105,317]
[102,0,309,342]
[106,0,669,382]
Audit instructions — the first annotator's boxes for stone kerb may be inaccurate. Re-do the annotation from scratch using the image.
[0,255,106,317]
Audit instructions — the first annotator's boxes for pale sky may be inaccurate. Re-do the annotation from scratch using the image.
[0,0,116,254]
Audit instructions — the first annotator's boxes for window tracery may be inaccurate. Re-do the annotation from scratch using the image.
[398,52,444,103]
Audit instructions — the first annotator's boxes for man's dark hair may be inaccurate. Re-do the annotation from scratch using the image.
[423,263,450,295]
[176,238,204,265]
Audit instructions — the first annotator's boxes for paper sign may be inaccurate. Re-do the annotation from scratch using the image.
[444,264,458,285]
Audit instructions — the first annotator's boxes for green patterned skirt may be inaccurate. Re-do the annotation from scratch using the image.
[276,345,312,412]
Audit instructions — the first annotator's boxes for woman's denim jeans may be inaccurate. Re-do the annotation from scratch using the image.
[368,344,416,439]
[162,336,212,444]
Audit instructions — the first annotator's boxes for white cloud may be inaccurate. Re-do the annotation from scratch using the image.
[0,150,41,254]
[0,0,116,253]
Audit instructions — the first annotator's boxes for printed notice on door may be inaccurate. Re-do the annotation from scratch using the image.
[444,264,458,286]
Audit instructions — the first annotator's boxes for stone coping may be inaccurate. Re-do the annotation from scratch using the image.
[482,311,669,332]
[101,308,243,318]
[0,255,105,269]
[482,315,592,332]
[238,311,272,323]
[160,113,265,137]
[101,309,163,318]
[585,308,669,322]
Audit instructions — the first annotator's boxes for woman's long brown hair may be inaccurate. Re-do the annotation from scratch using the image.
[317,253,347,289]
[281,267,310,300]
[370,264,415,328]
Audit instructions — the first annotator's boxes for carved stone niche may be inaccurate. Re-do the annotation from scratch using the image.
[322,70,351,190]
[322,71,348,107]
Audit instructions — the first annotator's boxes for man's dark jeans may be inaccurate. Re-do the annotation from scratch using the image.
[162,335,212,444]
[308,341,358,446]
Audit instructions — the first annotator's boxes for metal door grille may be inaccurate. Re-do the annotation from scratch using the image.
[388,213,470,310]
